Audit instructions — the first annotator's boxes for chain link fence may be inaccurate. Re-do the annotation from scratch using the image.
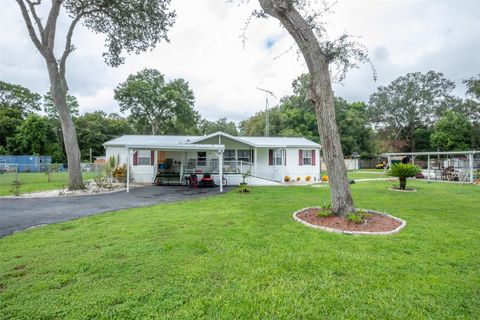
[0,163,106,196]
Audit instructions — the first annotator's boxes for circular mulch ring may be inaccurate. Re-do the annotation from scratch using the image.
[293,207,406,235]
[388,187,417,192]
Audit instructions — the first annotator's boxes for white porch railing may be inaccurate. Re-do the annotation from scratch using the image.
[184,160,253,175]
[182,159,282,182]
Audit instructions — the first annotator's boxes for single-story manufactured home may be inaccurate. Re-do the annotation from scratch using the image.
[103,132,321,191]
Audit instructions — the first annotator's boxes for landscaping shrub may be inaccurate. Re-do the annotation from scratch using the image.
[296,176,301,181]
[387,163,421,190]
[114,165,126,183]
[305,175,312,182]
[284,176,291,182]
[316,209,333,218]
[321,175,329,182]
[316,202,333,217]
[346,210,371,224]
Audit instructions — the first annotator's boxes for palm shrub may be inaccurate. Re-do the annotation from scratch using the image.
[387,163,421,190]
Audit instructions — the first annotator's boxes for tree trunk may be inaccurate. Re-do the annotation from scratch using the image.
[259,0,355,216]
[46,62,84,190]
[399,177,407,190]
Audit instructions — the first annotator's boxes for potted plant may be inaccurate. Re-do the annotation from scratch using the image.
[387,163,421,190]
[239,171,250,193]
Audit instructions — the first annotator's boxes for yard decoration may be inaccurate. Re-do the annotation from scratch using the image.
[387,163,421,190]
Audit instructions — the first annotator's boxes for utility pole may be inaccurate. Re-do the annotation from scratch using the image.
[256,87,276,137]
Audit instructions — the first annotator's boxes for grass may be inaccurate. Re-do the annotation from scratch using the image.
[319,169,385,180]
[347,170,385,180]
[1,181,479,319]
[0,172,97,196]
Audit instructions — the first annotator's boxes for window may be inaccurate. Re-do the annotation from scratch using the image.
[224,150,235,161]
[197,152,207,166]
[274,149,283,166]
[210,159,219,172]
[238,150,251,163]
[137,150,152,166]
[303,150,312,165]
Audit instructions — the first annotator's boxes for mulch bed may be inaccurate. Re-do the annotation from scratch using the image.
[296,208,402,232]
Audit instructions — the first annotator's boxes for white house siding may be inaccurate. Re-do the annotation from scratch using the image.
[284,148,321,182]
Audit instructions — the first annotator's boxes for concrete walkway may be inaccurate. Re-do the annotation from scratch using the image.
[0,186,228,238]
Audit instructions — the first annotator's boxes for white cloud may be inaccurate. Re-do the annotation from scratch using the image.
[1,0,479,122]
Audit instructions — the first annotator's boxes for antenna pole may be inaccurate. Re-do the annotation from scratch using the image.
[256,87,276,138]
[265,92,269,137]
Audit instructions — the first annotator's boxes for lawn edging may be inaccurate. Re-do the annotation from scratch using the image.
[293,207,407,235]
[388,187,417,192]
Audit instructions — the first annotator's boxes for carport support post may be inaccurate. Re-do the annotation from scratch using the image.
[427,154,431,182]
[254,148,257,177]
[127,148,130,193]
[218,149,223,193]
[469,153,473,183]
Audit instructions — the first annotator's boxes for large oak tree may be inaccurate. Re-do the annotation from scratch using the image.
[15,0,175,189]
[114,69,199,135]
[368,71,455,152]
[256,0,373,215]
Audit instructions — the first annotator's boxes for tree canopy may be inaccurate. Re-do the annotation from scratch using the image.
[240,74,373,156]
[368,71,456,151]
[114,68,199,135]
[75,111,134,160]
[7,114,61,156]
[430,111,473,151]
[199,118,238,136]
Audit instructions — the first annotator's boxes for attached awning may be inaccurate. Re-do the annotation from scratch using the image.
[125,143,225,193]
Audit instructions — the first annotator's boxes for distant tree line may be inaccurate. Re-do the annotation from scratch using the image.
[0,69,238,162]
[1,70,478,162]
[240,72,480,156]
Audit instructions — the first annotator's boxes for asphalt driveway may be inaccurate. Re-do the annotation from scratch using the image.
[0,186,229,237]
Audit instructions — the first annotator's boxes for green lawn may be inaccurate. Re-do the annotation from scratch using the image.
[1,181,479,319]
[347,170,385,180]
[0,172,97,196]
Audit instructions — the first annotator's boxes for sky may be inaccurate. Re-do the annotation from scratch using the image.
[1,0,479,123]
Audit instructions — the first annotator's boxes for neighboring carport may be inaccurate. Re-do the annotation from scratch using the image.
[383,150,478,183]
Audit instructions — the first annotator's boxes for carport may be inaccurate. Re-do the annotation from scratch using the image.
[125,143,225,193]
[383,150,478,183]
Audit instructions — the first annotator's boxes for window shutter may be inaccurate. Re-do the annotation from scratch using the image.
[299,150,303,166]
[133,151,138,166]
[150,150,155,166]
[312,149,316,166]
[268,149,273,166]
[284,150,286,166]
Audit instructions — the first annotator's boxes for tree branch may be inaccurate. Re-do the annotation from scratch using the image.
[15,0,45,56]
[59,12,85,78]
[44,0,62,55]
[25,0,46,45]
